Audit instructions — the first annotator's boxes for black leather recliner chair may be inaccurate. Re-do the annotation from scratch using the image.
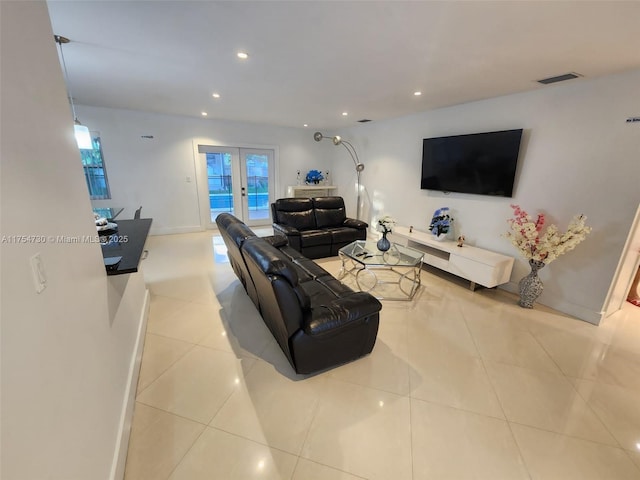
[271,197,368,259]
[215,212,381,374]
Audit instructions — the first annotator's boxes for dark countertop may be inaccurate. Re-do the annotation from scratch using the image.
[101,218,152,275]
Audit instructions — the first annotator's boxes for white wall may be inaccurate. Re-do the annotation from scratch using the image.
[334,69,640,323]
[71,45,640,324]
[79,106,339,234]
[1,2,147,478]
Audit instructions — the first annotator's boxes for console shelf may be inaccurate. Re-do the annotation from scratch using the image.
[389,226,514,290]
[286,185,338,198]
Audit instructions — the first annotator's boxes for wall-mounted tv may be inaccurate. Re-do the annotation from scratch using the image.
[420,129,523,197]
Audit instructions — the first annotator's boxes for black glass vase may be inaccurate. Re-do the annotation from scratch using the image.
[377,232,391,252]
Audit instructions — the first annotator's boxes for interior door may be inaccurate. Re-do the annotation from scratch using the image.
[197,145,274,228]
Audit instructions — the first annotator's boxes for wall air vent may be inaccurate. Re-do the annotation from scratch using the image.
[537,73,582,85]
[357,119,372,123]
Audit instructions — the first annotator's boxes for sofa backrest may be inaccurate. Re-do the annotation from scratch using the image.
[271,198,317,231]
[215,213,260,309]
[312,196,347,228]
[215,211,243,231]
[241,237,310,365]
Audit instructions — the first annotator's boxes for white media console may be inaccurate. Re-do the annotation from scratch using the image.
[389,226,514,290]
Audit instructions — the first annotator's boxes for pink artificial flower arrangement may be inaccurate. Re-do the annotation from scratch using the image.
[505,204,591,264]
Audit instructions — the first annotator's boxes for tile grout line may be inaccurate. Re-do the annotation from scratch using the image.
[459,305,534,480]
[402,301,415,480]
[131,231,640,479]
[288,357,382,479]
[135,342,198,398]
[203,355,261,428]
[133,399,211,428]
[470,319,634,475]
[622,449,640,474]
[524,321,627,450]
[506,420,636,450]
[162,426,208,480]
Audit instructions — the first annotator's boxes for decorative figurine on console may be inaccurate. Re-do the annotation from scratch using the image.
[457,235,465,247]
[429,207,453,241]
[305,169,324,185]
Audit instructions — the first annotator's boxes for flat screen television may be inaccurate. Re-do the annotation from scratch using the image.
[420,129,523,197]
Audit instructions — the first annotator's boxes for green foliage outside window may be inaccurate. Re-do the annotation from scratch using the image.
[80,136,111,199]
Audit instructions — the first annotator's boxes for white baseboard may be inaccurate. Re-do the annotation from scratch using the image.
[109,288,150,480]
[499,281,602,325]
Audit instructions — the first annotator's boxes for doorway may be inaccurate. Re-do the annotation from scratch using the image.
[603,203,640,318]
[197,145,275,228]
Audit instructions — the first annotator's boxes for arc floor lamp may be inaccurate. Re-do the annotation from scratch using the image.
[313,132,364,220]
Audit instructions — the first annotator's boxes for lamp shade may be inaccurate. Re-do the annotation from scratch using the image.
[74,123,92,149]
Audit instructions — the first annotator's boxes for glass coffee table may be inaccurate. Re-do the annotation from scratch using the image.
[338,240,424,300]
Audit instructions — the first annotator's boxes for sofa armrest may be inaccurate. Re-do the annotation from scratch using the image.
[273,223,301,237]
[304,292,382,336]
[263,235,289,248]
[343,218,368,230]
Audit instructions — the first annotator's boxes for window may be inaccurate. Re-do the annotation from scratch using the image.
[80,135,111,199]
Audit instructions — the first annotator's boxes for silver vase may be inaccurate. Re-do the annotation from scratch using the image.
[518,259,545,308]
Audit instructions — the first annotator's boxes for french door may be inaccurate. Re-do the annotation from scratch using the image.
[198,145,275,228]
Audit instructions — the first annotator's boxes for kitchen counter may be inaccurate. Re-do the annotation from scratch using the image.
[100,218,152,275]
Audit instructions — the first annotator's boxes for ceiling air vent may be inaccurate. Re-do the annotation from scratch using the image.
[537,73,582,85]
[358,119,372,123]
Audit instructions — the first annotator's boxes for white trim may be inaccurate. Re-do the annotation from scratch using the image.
[499,281,602,324]
[602,203,640,318]
[109,288,150,480]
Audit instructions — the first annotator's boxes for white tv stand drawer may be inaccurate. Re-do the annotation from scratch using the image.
[389,226,514,290]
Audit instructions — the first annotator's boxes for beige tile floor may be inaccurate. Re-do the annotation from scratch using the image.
[125,230,640,480]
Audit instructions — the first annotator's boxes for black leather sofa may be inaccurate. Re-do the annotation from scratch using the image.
[271,196,368,259]
[215,213,381,374]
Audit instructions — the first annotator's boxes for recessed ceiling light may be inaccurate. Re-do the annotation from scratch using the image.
[414,91,422,96]
[212,93,220,98]
[237,51,249,59]
[303,124,308,127]
[342,112,348,116]
[201,112,208,116]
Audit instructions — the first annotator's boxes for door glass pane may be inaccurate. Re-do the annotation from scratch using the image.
[207,152,233,223]
[244,153,270,221]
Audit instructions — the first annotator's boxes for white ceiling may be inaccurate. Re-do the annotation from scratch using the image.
[46,1,640,129]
